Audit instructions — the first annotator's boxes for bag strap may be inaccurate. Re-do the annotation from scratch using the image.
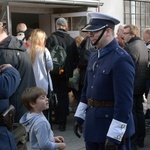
[44,52,51,95]
[52,34,59,45]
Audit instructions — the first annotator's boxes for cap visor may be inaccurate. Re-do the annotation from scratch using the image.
[81,24,107,32]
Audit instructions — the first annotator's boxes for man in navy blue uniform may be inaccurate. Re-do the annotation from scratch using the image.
[0,64,20,150]
[74,12,135,150]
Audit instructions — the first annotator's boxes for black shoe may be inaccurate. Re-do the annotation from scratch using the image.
[52,119,59,124]
[131,144,137,150]
[145,109,150,119]
[59,124,66,131]
[138,142,144,148]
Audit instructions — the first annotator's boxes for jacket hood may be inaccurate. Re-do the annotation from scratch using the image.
[19,112,43,132]
[54,29,69,38]
[0,36,26,52]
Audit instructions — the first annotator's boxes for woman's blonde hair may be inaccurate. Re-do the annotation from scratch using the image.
[74,36,84,47]
[29,28,47,63]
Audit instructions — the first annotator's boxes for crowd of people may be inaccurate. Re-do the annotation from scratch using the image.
[0,11,150,150]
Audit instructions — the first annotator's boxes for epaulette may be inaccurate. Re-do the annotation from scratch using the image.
[115,47,126,56]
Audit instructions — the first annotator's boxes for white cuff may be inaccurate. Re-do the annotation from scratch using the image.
[107,119,127,142]
[74,102,88,120]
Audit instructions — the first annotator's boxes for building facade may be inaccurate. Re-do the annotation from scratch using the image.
[0,0,149,37]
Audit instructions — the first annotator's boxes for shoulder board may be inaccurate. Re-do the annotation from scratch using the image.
[115,47,127,56]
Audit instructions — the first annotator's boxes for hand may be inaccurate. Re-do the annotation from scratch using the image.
[54,136,64,143]
[105,139,118,150]
[57,143,66,150]
[74,122,83,138]
[0,64,12,72]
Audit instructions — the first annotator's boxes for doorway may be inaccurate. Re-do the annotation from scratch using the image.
[11,13,39,36]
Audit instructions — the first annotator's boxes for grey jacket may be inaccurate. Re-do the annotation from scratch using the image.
[0,36,36,122]
[124,37,148,94]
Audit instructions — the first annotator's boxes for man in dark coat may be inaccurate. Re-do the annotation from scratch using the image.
[0,22,36,123]
[74,12,135,150]
[142,28,150,126]
[123,24,148,149]
[46,17,79,131]
[0,64,20,150]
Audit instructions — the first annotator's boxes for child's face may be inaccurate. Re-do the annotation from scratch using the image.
[33,94,49,113]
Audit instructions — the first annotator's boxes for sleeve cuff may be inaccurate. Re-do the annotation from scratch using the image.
[107,119,127,142]
[74,102,88,120]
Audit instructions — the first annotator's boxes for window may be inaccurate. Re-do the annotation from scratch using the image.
[124,0,150,37]
[52,12,88,37]
[54,16,86,31]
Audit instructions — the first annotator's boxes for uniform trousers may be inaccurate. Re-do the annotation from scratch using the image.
[131,94,145,147]
[85,138,131,150]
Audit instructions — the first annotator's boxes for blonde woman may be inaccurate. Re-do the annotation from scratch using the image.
[28,28,53,96]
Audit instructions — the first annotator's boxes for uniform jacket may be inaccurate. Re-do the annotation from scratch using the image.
[124,37,148,95]
[0,67,20,150]
[0,36,36,122]
[75,39,135,144]
[46,29,79,78]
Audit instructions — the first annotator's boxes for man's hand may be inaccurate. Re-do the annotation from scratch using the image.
[74,122,83,138]
[105,138,118,150]
[0,64,12,72]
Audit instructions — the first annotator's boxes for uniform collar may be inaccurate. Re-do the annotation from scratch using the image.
[97,38,118,58]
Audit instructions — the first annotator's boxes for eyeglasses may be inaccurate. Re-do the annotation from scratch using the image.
[89,30,104,36]
[89,31,99,36]
[123,32,131,35]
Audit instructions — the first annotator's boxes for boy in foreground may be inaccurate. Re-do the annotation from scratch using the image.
[19,87,66,150]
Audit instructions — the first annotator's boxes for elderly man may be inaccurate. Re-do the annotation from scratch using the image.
[74,12,135,150]
[142,28,150,128]
[16,23,27,41]
[116,25,125,48]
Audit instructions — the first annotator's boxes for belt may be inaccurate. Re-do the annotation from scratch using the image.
[88,99,114,107]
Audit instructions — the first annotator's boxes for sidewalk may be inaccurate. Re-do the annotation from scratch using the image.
[53,112,150,150]
[53,113,85,150]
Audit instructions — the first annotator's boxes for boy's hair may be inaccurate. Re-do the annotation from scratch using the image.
[22,87,47,110]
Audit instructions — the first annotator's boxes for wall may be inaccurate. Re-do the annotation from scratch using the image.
[39,14,51,36]
[100,0,124,35]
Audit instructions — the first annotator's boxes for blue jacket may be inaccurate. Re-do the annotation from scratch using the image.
[0,67,20,112]
[20,112,57,150]
[0,66,20,150]
[75,39,135,144]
